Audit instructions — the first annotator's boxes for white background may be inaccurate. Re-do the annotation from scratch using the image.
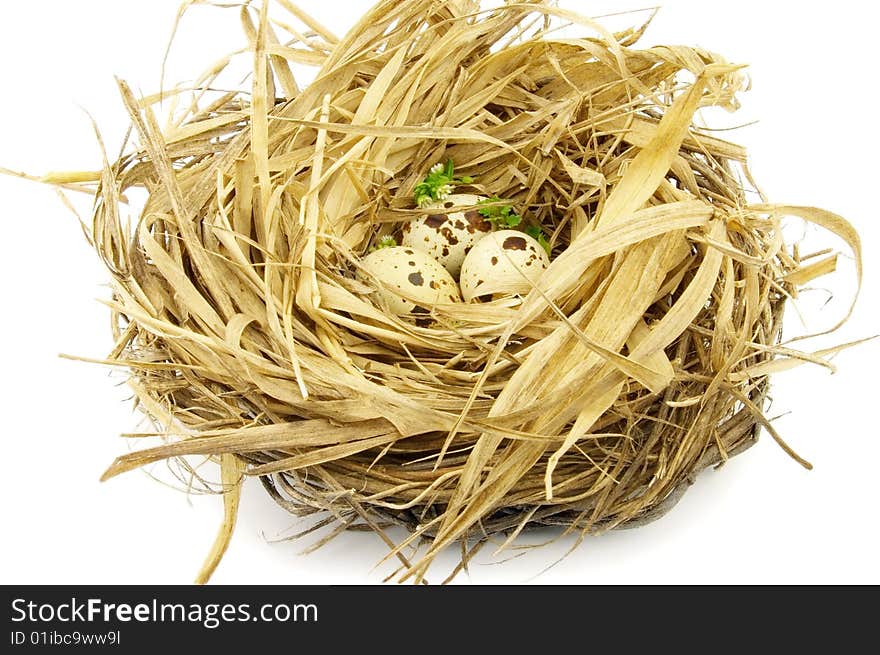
[0,0,877,585]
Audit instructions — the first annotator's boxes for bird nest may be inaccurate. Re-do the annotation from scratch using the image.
[69,0,860,583]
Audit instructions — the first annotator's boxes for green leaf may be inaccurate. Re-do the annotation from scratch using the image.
[370,235,398,252]
[413,159,474,207]
[525,226,552,256]
[478,196,522,228]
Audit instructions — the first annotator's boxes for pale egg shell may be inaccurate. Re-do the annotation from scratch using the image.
[400,193,494,277]
[358,246,461,318]
[459,230,550,302]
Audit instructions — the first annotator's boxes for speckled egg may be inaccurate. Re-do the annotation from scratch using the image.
[459,230,550,302]
[400,193,494,278]
[358,246,461,317]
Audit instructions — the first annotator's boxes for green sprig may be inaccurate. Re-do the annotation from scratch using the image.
[413,159,473,208]
[369,235,397,252]
[525,226,552,256]
[477,196,522,228]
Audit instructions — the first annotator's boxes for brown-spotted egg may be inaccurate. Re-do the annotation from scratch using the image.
[358,246,461,318]
[400,193,494,278]
[459,229,550,302]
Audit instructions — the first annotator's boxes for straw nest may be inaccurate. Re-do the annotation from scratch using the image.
[71,0,861,583]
